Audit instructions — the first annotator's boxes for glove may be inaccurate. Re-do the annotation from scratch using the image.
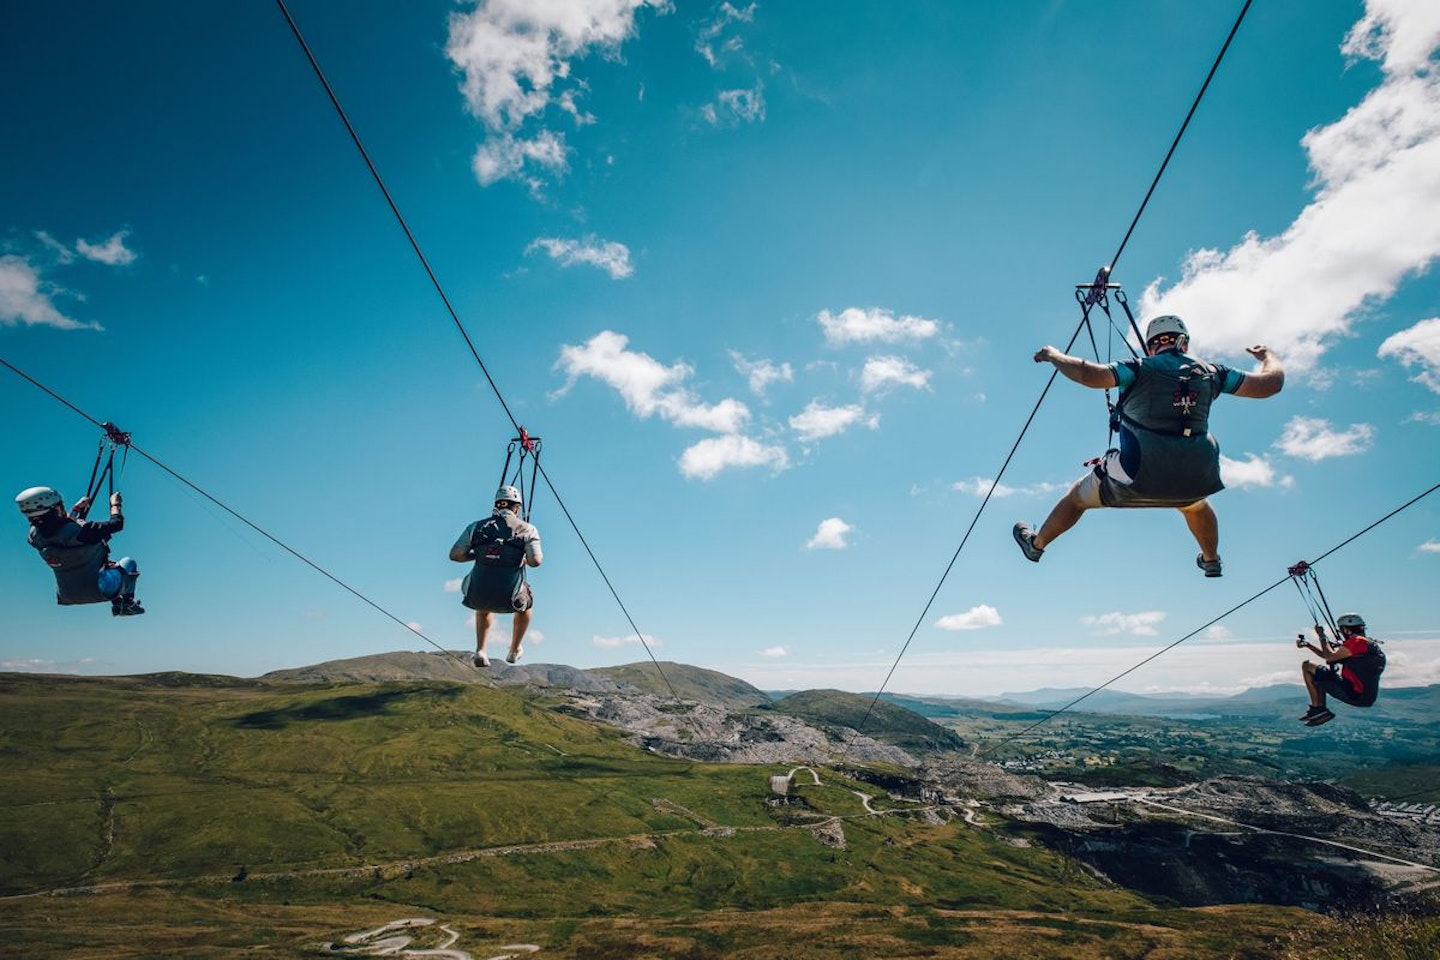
[110,492,123,510]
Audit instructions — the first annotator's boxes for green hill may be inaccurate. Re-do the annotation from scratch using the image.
[0,671,1364,958]
[768,688,966,754]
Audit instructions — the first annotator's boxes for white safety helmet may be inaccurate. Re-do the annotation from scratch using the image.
[15,486,62,518]
[1336,612,1366,631]
[1144,314,1189,349]
[494,485,522,506]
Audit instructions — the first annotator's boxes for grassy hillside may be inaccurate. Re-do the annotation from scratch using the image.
[767,689,966,753]
[0,670,1376,958]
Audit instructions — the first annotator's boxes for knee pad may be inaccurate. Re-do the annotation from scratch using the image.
[114,557,139,576]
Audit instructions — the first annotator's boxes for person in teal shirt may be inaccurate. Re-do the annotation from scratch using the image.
[1014,315,1284,577]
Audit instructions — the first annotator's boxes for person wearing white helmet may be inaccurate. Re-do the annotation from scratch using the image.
[15,485,144,615]
[1016,315,1284,576]
[449,485,542,668]
[1295,612,1386,726]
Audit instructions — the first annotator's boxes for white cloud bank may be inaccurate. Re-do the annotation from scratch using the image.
[817,307,940,347]
[761,645,787,658]
[935,605,1003,631]
[446,0,668,190]
[1419,539,1440,553]
[1274,415,1375,461]
[526,236,634,278]
[805,517,853,550]
[1140,2,1440,372]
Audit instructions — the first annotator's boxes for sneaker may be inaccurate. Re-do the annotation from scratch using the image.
[1196,554,1223,578]
[113,597,145,617]
[1304,707,1335,727]
[1013,522,1044,563]
[506,645,523,665]
[1299,705,1327,722]
[472,652,490,669]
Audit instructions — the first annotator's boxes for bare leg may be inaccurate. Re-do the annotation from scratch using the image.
[1302,660,1324,708]
[1034,482,1090,550]
[509,609,531,658]
[1178,499,1219,561]
[475,611,495,657]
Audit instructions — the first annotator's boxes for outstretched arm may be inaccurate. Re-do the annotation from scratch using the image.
[1033,346,1118,389]
[1233,345,1284,398]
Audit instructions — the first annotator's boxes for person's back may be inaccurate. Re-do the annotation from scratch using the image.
[450,486,542,668]
[1103,347,1227,507]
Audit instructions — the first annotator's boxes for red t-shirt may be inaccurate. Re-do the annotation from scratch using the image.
[1338,634,1372,693]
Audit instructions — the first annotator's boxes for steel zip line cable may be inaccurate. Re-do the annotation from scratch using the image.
[1,356,472,670]
[976,480,1440,758]
[274,0,678,702]
[840,0,1255,762]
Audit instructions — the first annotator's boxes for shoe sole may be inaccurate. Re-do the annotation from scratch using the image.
[1305,713,1335,726]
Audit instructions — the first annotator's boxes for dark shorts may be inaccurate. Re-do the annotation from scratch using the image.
[1314,665,1376,708]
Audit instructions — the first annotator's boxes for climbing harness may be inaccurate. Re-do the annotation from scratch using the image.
[496,427,542,523]
[1074,266,1143,450]
[1287,560,1342,641]
[80,421,132,516]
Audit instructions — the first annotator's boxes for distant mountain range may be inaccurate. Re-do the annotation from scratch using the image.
[258,651,1438,726]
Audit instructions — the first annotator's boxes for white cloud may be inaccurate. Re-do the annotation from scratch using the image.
[816,307,940,347]
[860,356,930,394]
[1419,539,1440,553]
[1219,453,1293,489]
[75,230,136,266]
[1081,610,1167,636]
[935,605,1003,632]
[446,0,667,188]
[406,621,424,633]
[1274,415,1375,461]
[701,84,766,126]
[1139,5,1440,372]
[678,434,788,480]
[1205,625,1233,640]
[760,645,787,658]
[33,230,74,264]
[788,401,877,442]
[592,632,661,649]
[444,577,463,593]
[805,517,853,550]
[730,351,793,396]
[471,130,569,190]
[0,255,99,331]
[696,1,755,67]
[1378,316,1440,392]
[555,330,751,433]
[526,235,634,278]
[951,477,1065,498]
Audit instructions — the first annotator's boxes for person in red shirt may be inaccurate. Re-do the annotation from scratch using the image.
[1297,613,1385,726]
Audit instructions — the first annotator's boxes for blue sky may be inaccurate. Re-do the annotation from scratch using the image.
[3,0,1438,698]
